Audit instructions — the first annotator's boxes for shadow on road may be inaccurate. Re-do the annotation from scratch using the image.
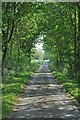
[10,62,79,119]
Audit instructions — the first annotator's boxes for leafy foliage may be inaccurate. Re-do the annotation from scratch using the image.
[2,60,43,117]
[49,63,79,103]
[2,2,80,118]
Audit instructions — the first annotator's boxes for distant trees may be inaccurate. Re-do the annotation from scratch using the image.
[34,47,44,60]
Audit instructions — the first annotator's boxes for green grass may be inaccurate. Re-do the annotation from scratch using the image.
[2,61,43,118]
[49,63,79,103]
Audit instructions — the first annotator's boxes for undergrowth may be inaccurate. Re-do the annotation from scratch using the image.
[2,60,43,118]
[49,62,80,104]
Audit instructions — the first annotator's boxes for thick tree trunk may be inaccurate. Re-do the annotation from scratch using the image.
[2,21,14,76]
[2,3,16,76]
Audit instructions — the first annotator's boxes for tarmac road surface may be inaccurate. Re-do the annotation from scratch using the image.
[10,62,80,119]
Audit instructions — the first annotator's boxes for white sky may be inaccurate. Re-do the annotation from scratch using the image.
[35,43,43,50]
[35,35,45,54]
[35,42,44,54]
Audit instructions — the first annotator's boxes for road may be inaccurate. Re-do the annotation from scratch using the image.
[11,62,79,119]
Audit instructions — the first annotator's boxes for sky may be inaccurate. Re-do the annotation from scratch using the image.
[35,42,43,50]
[35,35,44,54]
[35,42,44,54]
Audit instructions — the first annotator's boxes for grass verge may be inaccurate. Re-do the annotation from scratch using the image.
[2,61,43,118]
[49,62,80,106]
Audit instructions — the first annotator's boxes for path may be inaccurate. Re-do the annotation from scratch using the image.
[11,62,79,119]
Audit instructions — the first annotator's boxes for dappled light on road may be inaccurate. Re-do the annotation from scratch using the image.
[11,62,79,119]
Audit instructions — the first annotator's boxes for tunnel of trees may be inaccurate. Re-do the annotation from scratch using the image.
[2,2,80,80]
[2,2,80,117]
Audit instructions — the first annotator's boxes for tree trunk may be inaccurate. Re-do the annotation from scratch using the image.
[16,21,21,71]
[17,39,20,62]
[77,2,80,103]
[74,8,77,77]
[59,48,62,66]
[2,21,14,76]
[2,3,16,76]
[78,3,80,81]
[28,54,31,66]
[10,39,13,61]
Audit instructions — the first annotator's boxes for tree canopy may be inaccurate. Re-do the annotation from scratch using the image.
[2,2,80,81]
[2,2,80,117]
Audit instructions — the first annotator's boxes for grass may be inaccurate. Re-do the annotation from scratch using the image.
[2,60,43,118]
[49,63,80,104]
